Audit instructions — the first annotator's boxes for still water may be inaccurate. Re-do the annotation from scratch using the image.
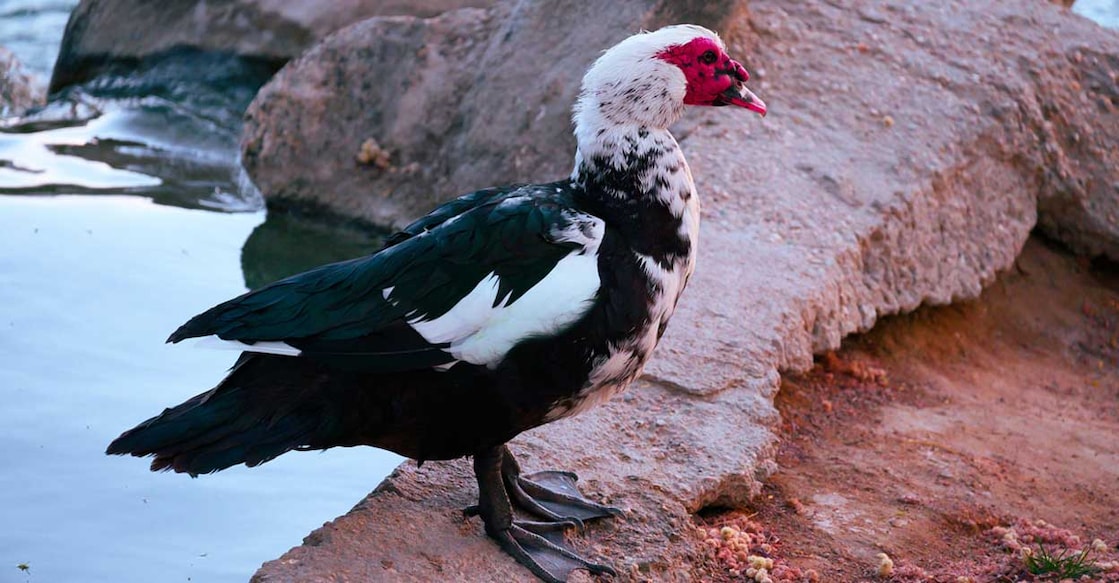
[0,196,398,583]
[0,1,1116,582]
[0,2,399,582]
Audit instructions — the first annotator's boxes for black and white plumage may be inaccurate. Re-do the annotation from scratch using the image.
[108,24,765,582]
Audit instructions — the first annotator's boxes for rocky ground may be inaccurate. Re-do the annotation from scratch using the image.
[696,237,1119,582]
[243,0,1119,581]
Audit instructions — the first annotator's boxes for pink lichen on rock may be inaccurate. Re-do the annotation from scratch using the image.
[696,514,821,583]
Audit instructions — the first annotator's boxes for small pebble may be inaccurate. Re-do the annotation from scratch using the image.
[876,552,894,577]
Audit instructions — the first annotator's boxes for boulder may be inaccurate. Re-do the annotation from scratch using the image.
[243,0,1118,262]
[1029,42,1119,260]
[241,0,748,228]
[48,0,493,92]
[249,0,1119,580]
[0,46,43,117]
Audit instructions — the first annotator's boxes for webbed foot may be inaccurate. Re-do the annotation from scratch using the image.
[492,522,616,583]
[469,445,619,581]
[515,470,624,523]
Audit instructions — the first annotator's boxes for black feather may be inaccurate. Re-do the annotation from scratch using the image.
[383,185,518,247]
[107,354,339,475]
[165,184,593,375]
[109,171,686,473]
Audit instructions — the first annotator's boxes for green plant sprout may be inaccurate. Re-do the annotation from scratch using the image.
[1023,542,1100,579]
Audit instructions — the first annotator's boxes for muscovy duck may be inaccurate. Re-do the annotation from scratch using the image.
[108,24,765,582]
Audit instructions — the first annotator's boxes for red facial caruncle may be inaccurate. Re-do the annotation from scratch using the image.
[656,37,767,116]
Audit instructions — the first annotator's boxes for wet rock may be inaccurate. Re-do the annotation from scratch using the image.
[0,46,43,117]
[49,0,494,92]
[250,0,1119,581]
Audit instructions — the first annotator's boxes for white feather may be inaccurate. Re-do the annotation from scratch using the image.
[406,250,601,368]
[544,26,716,421]
[552,211,605,252]
[572,25,723,159]
[408,273,509,344]
[452,251,599,366]
[570,26,706,220]
[194,336,302,356]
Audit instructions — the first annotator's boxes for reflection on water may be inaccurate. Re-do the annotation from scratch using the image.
[1,49,276,209]
[0,9,398,583]
[243,212,386,290]
[0,109,256,209]
[0,110,398,583]
[0,0,74,80]
[0,196,401,583]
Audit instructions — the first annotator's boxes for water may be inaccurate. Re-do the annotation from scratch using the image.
[1075,0,1119,27]
[0,3,399,582]
[0,197,397,583]
[0,0,71,81]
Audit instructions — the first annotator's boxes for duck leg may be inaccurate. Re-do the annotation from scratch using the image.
[470,445,616,582]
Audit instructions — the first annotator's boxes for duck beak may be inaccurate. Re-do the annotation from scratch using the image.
[718,83,767,117]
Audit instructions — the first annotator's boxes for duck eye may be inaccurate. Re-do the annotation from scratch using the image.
[700,50,717,65]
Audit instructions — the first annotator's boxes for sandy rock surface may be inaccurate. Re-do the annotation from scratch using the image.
[48,0,493,92]
[248,0,1118,580]
[0,46,43,117]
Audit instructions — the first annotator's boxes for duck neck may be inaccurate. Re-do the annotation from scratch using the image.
[569,108,699,268]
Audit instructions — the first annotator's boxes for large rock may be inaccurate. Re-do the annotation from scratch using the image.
[241,0,748,227]
[250,0,1119,580]
[0,47,43,117]
[1029,42,1119,260]
[243,1,1118,262]
[48,0,493,92]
